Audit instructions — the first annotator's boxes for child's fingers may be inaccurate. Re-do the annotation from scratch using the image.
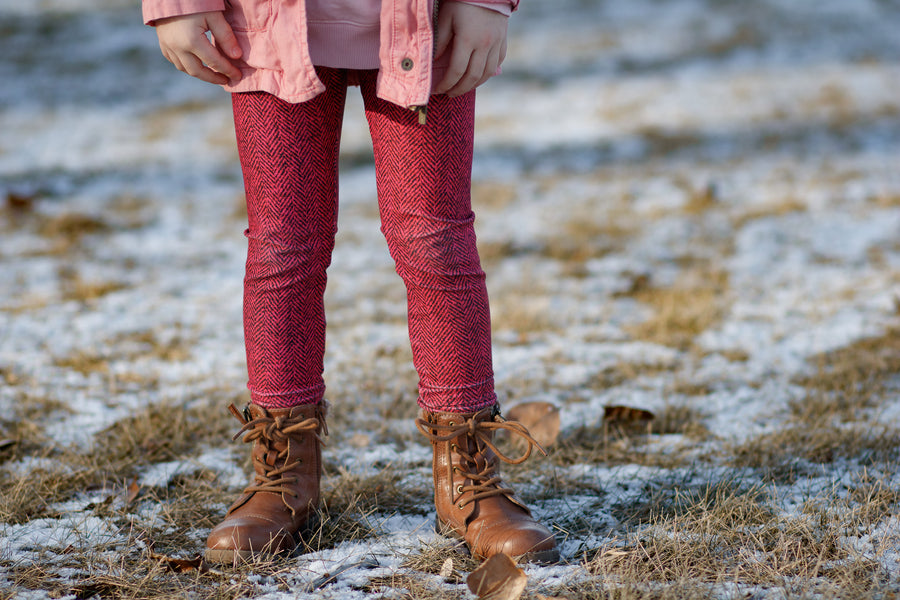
[434,7,453,60]
[445,48,488,97]
[433,2,508,96]
[474,44,502,89]
[180,52,230,85]
[155,12,241,85]
[435,42,472,94]
[208,12,243,60]
[193,38,241,82]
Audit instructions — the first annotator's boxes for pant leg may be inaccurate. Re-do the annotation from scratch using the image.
[358,74,496,413]
[232,68,347,408]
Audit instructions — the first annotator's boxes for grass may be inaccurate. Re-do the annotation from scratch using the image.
[622,267,731,352]
[6,177,900,598]
[5,5,900,597]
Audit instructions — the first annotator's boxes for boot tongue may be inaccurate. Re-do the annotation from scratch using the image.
[265,449,278,467]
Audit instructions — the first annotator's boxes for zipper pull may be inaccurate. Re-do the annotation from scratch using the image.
[411,105,427,125]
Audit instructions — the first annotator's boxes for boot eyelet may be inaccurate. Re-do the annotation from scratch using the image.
[456,484,463,494]
[458,503,464,509]
[448,421,455,426]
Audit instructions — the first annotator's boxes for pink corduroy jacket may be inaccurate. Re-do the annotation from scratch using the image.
[142,0,518,109]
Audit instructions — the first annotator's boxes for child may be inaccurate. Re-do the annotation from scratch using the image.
[143,0,558,565]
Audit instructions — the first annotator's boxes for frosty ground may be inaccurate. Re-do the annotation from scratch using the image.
[2,0,900,598]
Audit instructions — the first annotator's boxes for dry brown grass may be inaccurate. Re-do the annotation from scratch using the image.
[52,330,194,377]
[57,265,128,302]
[584,479,894,599]
[53,349,112,375]
[731,197,807,229]
[489,291,559,337]
[792,327,900,423]
[543,217,635,276]
[472,180,519,211]
[549,410,706,470]
[6,544,287,600]
[731,422,900,477]
[729,328,900,480]
[111,330,194,363]
[623,268,730,351]
[400,538,479,580]
[0,397,239,524]
[364,572,468,599]
[35,212,111,253]
[478,208,634,277]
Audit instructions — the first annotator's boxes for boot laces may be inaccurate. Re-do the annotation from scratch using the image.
[229,404,323,511]
[415,407,547,506]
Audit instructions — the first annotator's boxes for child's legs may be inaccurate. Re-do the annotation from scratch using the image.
[359,74,496,413]
[232,68,348,408]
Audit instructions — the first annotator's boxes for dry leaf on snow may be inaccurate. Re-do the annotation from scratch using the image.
[505,401,561,448]
[149,552,223,575]
[439,557,455,580]
[602,405,655,423]
[466,553,527,600]
[125,479,141,505]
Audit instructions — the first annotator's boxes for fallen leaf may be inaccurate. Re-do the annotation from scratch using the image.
[467,553,527,600]
[125,479,141,505]
[505,401,561,448]
[149,552,223,575]
[6,191,35,211]
[603,405,655,423]
[439,557,454,580]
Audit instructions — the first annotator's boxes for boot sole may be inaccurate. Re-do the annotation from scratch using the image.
[434,516,560,565]
[204,512,320,566]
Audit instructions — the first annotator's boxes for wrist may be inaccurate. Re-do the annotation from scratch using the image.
[444,0,516,17]
[142,0,226,26]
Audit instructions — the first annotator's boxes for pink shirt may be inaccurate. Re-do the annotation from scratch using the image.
[307,0,512,70]
[143,0,517,107]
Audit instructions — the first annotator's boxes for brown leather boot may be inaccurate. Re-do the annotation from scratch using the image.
[205,402,327,564]
[416,405,559,564]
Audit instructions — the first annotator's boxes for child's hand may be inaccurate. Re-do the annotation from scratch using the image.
[434,2,508,97]
[155,12,243,85]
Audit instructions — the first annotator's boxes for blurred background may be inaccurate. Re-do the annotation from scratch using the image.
[2,0,900,596]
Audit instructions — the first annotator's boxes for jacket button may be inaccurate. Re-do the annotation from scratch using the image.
[401,58,414,71]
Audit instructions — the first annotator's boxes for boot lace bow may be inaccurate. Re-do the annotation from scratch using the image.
[228,404,324,511]
[415,407,547,506]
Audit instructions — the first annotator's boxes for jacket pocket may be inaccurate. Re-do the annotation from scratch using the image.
[223,0,271,32]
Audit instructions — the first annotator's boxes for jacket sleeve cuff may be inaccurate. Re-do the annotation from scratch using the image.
[142,0,226,26]
[445,0,517,16]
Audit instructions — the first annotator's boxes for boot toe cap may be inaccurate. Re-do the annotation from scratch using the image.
[206,515,296,557]
[473,520,558,563]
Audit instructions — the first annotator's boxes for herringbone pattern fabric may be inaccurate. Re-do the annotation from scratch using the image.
[232,68,347,409]
[360,76,495,413]
[233,67,495,413]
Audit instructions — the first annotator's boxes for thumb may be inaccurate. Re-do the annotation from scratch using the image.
[208,12,242,59]
[434,8,453,59]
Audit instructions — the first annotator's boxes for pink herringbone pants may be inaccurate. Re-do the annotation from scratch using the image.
[232,67,496,414]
